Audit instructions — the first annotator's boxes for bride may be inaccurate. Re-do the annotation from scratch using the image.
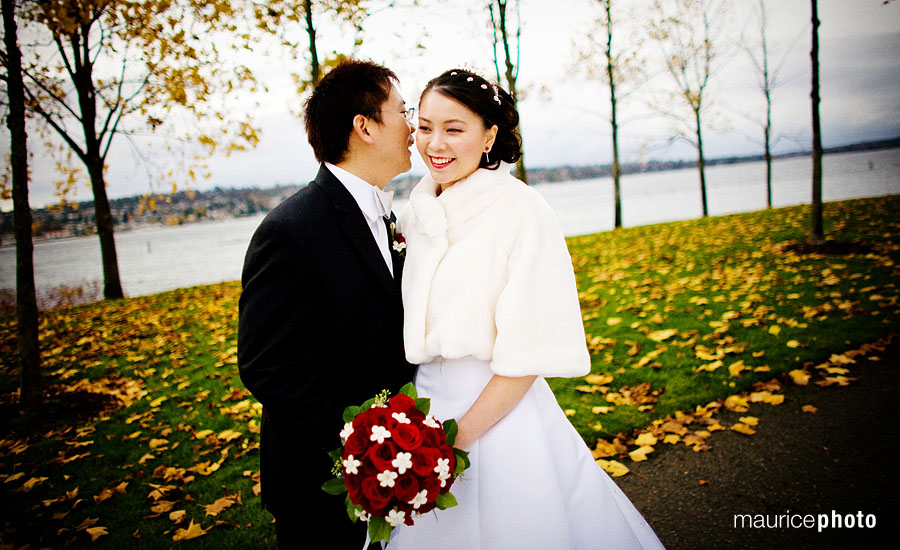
[385,69,664,550]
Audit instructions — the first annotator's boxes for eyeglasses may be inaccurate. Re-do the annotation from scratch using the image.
[403,107,416,123]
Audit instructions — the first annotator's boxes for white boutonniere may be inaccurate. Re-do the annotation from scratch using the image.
[389,221,406,258]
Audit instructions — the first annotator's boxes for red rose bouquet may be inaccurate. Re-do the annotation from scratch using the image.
[322,383,470,544]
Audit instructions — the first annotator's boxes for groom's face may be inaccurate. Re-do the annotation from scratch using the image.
[370,84,415,180]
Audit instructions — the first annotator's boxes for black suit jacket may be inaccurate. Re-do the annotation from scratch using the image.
[238,165,415,545]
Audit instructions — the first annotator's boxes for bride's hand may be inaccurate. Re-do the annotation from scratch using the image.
[454,374,537,450]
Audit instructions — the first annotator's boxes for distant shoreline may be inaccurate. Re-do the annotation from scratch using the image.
[521,136,900,185]
[2,138,897,245]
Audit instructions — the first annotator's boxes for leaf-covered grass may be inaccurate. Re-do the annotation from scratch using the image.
[1,196,898,548]
[553,195,900,445]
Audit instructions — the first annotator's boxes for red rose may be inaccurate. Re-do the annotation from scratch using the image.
[353,407,390,433]
[407,407,427,426]
[410,446,441,478]
[420,477,443,503]
[352,409,374,433]
[343,429,370,457]
[392,473,420,504]
[345,472,363,503]
[439,445,457,468]
[360,476,392,514]
[422,425,446,448]
[392,422,424,451]
[366,440,398,472]
[389,393,416,415]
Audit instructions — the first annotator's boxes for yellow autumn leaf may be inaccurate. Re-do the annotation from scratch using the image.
[786,340,801,348]
[695,360,722,372]
[148,438,169,449]
[728,360,747,377]
[829,353,856,365]
[22,476,49,491]
[628,445,654,462]
[635,433,658,446]
[606,317,622,326]
[193,429,214,439]
[172,520,209,541]
[151,500,176,514]
[663,434,681,445]
[789,369,810,385]
[591,439,617,459]
[564,409,577,417]
[596,459,630,477]
[216,429,243,442]
[724,395,750,412]
[802,405,818,413]
[170,509,187,524]
[647,329,678,342]
[738,416,759,426]
[816,375,855,387]
[584,373,614,385]
[768,325,781,336]
[762,393,784,405]
[4,472,25,484]
[204,496,236,517]
[731,422,756,435]
[695,349,721,361]
[85,526,108,542]
[149,396,167,408]
[591,406,614,414]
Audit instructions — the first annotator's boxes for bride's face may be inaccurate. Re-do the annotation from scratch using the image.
[416,91,498,190]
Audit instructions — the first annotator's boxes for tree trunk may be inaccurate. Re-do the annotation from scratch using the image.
[3,0,42,407]
[605,0,622,229]
[809,0,824,245]
[764,120,772,209]
[71,23,125,299]
[87,159,124,299]
[495,0,527,184]
[304,0,321,87]
[695,107,709,217]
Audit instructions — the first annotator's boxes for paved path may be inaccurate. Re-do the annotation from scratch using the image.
[615,336,900,550]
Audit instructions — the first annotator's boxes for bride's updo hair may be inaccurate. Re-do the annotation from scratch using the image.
[420,69,522,171]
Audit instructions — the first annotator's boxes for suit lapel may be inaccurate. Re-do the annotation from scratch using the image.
[315,165,400,298]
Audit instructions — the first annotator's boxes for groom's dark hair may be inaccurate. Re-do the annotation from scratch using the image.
[304,59,398,164]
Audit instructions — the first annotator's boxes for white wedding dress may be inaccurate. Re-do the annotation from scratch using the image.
[385,357,664,550]
[387,169,664,549]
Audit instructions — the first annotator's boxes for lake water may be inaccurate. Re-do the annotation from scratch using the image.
[1,148,898,298]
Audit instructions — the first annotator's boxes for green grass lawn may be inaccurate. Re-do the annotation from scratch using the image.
[1,196,898,548]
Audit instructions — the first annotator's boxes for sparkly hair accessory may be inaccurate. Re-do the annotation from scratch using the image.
[449,70,503,106]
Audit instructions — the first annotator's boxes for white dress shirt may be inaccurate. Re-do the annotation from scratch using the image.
[324,163,393,276]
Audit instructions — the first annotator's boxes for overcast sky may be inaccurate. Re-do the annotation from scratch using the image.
[3,0,899,209]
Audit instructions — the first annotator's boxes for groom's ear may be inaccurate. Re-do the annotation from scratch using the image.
[351,114,376,145]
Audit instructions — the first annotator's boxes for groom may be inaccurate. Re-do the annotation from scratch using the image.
[238,60,416,549]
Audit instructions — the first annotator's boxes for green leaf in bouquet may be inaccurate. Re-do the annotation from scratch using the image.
[368,516,393,543]
[453,447,470,476]
[398,381,418,399]
[327,447,343,462]
[346,497,363,522]
[415,397,431,416]
[321,477,348,495]
[343,405,363,423]
[361,397,377,410]
[443,419,458,447]
[435,491,459,510]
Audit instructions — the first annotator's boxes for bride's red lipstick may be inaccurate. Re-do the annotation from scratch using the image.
[430,156,453,169]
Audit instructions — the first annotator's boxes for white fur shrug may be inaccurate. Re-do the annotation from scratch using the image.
[398,168,590,378]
